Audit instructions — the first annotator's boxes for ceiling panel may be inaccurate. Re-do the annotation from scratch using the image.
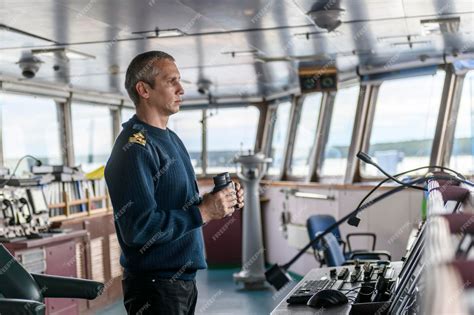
[403,0,474,17]
[0,0,473,100]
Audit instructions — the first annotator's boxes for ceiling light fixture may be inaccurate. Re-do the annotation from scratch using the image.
[31,47,95,60]
[132,28,185,38]
[293,30,342,40]
[420,17,460,36]
[221,49,259,58]
[391,40,431,48]
[307,8,345,32]
[377,34,419,43]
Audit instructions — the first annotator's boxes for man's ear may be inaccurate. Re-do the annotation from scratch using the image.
[135,81,150,100]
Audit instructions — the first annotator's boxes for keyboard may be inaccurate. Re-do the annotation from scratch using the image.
[286,279,338,304]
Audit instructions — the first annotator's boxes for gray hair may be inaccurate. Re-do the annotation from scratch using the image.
[124,51,175,106]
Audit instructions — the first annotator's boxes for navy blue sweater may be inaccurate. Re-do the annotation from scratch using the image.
[105,115,206,280]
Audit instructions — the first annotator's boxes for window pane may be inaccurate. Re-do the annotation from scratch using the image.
[168,110,203,174]
[206,107,259,174]
[450,71,474,174]
[363,72,445,176]
[320,86,359,177]
[0,93,62,173]
[288,93,322,176]
[267,101,291,176]
[72,103,113,172]
[121,108,135,125]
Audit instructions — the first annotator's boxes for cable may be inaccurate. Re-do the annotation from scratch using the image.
[267,167,471,289]
[352,165,472,223]
[425,174,474,187]
[357,152,426,191]
[0,155,42,188]
[358,151,468,184]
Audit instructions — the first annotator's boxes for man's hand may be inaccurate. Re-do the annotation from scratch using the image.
[198,186,238,224]
[234,181,244,209]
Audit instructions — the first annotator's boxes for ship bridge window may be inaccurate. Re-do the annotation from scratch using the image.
[0,93,62,172]
[288,93,322,177]
[320,86,359,178]
[206,106,259,174]
[72,102,113,173]
[450,70,474,175]
[362,71,445,177]
[168,109,203,174]
[121,108,135,125]
[267,101,292,176]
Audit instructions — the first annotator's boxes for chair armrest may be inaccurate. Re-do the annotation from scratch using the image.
[31,274,104,300]
[338,239,347,255]
[349,250,391,261]
[342,259,377,266]
[0,298,45,315]
[346,232,377,252]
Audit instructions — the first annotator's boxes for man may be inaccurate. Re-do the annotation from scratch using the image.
[105,51,244,315]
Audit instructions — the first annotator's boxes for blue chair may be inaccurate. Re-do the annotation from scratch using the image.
[321,233,346,267]
[307,214,391,266]
[321,233,391,267]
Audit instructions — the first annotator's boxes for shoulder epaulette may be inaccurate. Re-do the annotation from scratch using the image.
[128,131,146,146]
[128,123,147,146]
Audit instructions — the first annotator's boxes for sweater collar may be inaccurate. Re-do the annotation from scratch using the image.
[125,114,170,139]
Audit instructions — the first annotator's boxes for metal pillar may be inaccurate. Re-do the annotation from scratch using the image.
[233,153,271,289]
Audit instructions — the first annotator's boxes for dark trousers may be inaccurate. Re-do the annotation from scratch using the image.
[122,274,198,315]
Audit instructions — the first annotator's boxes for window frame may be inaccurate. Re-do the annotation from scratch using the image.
[444,68,474,176]
[0,91,65,168]
[204,105,261,175]
[1,63,469,182]
[284,92,326,182]
[355,66,450,182]
[70,101,115,172]
[175,104,262,177]
[263,98,294,180]
[312,84,365,183]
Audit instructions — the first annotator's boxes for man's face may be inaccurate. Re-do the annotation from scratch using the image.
[146,59,184,116]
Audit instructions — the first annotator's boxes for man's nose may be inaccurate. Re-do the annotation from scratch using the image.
[177,82,184,95]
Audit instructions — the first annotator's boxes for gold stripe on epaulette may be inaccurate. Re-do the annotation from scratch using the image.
[129,131,146,146]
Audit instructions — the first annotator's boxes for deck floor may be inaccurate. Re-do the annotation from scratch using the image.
[96,267,297,315]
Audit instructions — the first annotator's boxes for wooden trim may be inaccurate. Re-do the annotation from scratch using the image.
[90,196,107,202]
[3,230,88,249]
[68,212,88,219]
[69,199,88,206]
[53,211,111,225]
[48,202,66,208]
[48,185,112,222]
[64,190,70,216]
[260,179,401,191]
[90,208,108,215]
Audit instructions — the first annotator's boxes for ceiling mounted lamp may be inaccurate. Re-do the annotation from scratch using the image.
[197,78,212,95]
[293,30,342,40]
[377,34,420,43]
[255,54,333,63]
[221,49,259,58]
[391,40,431,48]
[132,27,185,38]
[17,51,43,79]
[307,7,345,33]
[31,47,95,60]
[420,17,460,36]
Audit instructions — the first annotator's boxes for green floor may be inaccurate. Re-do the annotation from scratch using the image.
[96,268,297,315]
